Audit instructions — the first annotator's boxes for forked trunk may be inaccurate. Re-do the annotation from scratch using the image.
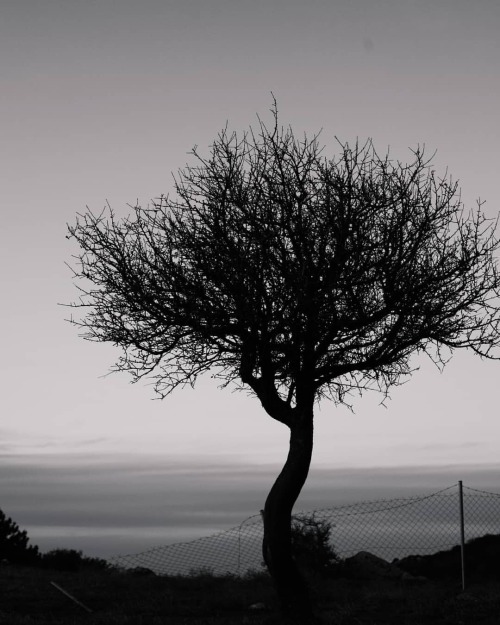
[262,407,315,623]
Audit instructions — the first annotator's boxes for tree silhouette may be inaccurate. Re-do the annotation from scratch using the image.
[0,509,40,565]
[67,102,500,623]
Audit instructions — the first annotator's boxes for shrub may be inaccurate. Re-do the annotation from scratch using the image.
[291,514,340,578]
[42,548,112,572]
[396,533,500,581]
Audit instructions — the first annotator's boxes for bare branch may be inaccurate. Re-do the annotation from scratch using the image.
[66,104,500,413]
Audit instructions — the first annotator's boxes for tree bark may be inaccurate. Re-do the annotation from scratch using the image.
[262,406,315,623]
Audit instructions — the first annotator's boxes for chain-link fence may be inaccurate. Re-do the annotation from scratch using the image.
[109,482,500,578]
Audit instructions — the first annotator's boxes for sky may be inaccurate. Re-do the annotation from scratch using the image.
[1,0,500,559]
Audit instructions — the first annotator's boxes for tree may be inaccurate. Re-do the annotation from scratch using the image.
[67,102,500,623]
[0,509,40,565]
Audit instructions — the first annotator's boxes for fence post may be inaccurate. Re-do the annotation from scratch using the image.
[458,480,466,592]
[237,523,241,577]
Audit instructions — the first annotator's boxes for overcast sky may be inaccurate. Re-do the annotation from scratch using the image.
[1,0,500,558]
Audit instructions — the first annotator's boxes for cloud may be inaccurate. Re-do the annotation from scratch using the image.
[0,452,269,529]
[2,451,500,558]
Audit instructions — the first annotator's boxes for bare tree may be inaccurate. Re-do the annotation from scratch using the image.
[67,102,500,623]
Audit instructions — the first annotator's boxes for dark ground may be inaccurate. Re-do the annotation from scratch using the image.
[1,563,500,625]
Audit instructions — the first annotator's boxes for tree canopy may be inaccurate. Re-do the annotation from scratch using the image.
[68,109,500,420]
[0,509,40,565]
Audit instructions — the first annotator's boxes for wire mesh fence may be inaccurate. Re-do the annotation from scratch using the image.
[109,482,500,577]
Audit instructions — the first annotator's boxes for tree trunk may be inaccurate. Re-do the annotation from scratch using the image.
[262,407,315,623]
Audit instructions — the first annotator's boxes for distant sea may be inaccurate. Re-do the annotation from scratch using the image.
[3,452,500,562]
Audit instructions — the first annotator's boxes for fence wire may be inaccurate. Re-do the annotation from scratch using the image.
[109,483,500,577]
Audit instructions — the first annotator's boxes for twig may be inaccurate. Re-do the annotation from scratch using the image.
[50,581,93,613]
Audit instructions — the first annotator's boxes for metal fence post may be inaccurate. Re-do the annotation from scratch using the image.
[458,480,466,591]
[237,523,241,577]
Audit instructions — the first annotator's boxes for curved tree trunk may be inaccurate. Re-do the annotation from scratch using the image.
[262,407,315,623]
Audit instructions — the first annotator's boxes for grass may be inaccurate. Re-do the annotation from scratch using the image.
[1,564,500,624]
[0,565,276,625]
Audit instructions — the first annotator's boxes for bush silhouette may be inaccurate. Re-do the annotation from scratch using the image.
[42,549,84,571]
[395,533,500,581]
[42,548,111,572]
[291,514,340,578]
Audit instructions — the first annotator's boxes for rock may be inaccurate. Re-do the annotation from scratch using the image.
[401,571,427,584]
[248,602,267,611]
[343,551,405,580]
[128,566,157,577]
[456,592,479,605]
